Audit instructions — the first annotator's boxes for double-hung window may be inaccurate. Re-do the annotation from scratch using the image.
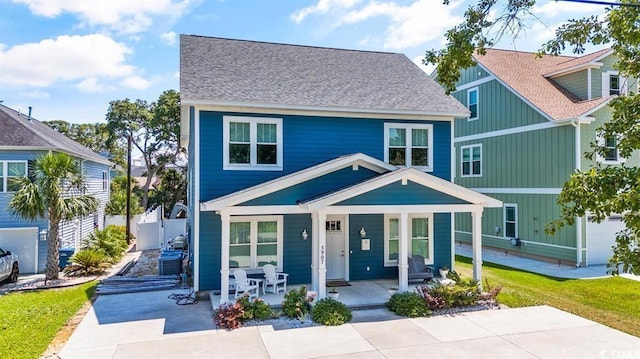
[0,161,27,192]
[384,214,433,266]
[384,123,433,171]
[596,133,624,164]
[467,87,478,120]
[223,116,283,170]
[461,144,482,177]
[609,74,620,95]
[603,71,626,97]
[229,216,283,270]
[102,171,108,191]
[504,204,517,238]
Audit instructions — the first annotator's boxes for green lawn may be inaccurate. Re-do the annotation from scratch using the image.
[0,281,97,359]
[455,256,640,337]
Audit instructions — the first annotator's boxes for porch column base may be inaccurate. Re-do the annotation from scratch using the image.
[398,264,409,292]
[220,269,230,304]
[311,265,319,292]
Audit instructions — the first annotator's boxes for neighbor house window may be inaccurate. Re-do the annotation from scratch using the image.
[603,71,626,97]
[384,214,434,266]
[467,87,478,120]
[596,134,624,164]
[384,123,433,171]
[0,161,27,193]
[223,116,283,170]
[461,144,482,177]
[102,171,108,191]
[504,204,518,238]
[609,74,620,95]
[229,216,283,269]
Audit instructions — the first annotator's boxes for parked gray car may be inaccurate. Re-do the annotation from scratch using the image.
[0,247,19,283]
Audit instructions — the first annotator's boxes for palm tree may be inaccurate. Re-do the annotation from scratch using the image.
[9,152,98,281]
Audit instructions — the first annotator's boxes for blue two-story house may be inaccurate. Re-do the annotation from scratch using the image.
[0,104,112,273]
[180,35,502,302]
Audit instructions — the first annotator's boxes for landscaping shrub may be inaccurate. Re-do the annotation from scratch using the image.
[386,292,431,317]
[416,285,446,310]
[214,302,245,329]
[236,295,274,321]
[63,249,111,276]
[84,225,128,263]
[282,286,312,319]
[479,279,503,302]
[311,298,352,326]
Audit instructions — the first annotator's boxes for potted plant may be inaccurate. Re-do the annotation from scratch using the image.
[439,266,449,278]
[388,286,399,295]
[328,288,340,299]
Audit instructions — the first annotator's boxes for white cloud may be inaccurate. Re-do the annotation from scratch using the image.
[291,0,361,23]
[120,76,153,90]
[160,31,177,46]
[76,77,106,92]
[12,0,191,34]
[19,90,50,99]
[0,34,136,88]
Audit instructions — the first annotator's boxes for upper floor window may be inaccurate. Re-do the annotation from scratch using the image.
[504,204,518,238]
[596,133,625,164]
[461,144,482,177]
[223,116,283,171]
[384,123,433,172]
[102,171,108,192]
[467,87,478,120]
[609,74,620,95]
[0,161,27,192]
[603,71,626,97]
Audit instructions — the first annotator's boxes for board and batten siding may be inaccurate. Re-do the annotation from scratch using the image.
[455,125,576,189]
[452,69,550,138]
[455,193,577,262]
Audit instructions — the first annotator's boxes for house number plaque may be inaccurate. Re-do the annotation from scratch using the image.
[320,245,325,265]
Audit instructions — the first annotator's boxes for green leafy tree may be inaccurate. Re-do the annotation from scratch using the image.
[428,0,640,274]
[9,152,98,281]
[148,167,187,215]
[44,120,126,168]
[106,89,182,209]
[105,176,143,215]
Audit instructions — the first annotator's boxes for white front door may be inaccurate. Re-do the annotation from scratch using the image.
[326,217,346,280]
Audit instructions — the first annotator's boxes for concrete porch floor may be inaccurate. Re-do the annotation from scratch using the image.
[209,279,430,309]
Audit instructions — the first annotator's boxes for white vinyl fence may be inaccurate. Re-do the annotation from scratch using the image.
[120,206,186,251]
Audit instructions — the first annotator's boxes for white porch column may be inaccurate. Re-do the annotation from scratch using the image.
[471,209,483,286]
[311,211,319,292]
[317,210,327,298]
[398,211,409,292]
[220,211,231,304]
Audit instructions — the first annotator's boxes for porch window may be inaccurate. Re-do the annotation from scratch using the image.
[229,216,283,269]
[384,123,433,172]
[223,116,283,171]
[504,204,517,238]
[384,214,433,266]
[461,144,482,177]
[0,161,27,192]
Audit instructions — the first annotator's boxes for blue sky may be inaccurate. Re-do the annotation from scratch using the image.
[0,0,606,124]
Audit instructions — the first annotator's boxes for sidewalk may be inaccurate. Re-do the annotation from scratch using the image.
[59,289,640,359]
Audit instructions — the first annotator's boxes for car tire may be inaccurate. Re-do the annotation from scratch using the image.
[9,262,19,283]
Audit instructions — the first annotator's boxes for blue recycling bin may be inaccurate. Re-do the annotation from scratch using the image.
[59,248,75,269]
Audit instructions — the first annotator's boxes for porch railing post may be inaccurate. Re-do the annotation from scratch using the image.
[220,211,231,304]
[398,211,409,292]
[311,211,319,292]
[317,210,327,298]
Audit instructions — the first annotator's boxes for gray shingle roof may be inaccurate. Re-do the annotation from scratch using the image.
[180,35,468,116]
[0,104,111,165]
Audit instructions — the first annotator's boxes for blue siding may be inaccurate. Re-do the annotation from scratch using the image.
[239,167,378,206]
[336,181,469,206]
[283,214,312,285]
[348,214,396,280]
[433,213,452,271]
[198,111,452,202]
[198,211,222,291]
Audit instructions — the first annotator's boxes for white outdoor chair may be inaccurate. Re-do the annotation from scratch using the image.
[263,264,288,294]
[233,269,260,300]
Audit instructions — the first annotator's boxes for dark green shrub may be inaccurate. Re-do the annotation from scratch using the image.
[84,225,128,263]
[282,286,312,319]
[214,302,244,329]
[236,295,254,320]
[386,292,431,317]
[236,295,274,320]
[416,285,446,310]
[311,298,352,325]
[424,279,481,308]
[63,249,111,276]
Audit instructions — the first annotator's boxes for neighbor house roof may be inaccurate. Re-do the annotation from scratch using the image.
[473,48,613,121]
[180,35,468,117]
[0,104,112,165]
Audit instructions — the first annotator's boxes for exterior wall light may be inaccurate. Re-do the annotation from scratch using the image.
[39,229,48,241]
[360,227,367,238]
[302,229,308,240]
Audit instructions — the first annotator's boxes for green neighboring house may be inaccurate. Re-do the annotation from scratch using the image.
[449,48,638,267]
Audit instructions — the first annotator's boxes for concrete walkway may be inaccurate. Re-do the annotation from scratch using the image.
[60,289,640,359]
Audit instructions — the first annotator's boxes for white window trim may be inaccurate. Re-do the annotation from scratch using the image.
[229,215,283,270]
[467,87,479,121]
[460,144,482,177]
[223,116,283,171]
[1,160,28,193]
[384,213,434,267]
[602,70,627,97]
[503,204,518,239]
[383,122,434,172]
[595,134,626,165]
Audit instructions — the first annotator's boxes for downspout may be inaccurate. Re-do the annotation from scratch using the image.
[571,119,583,267]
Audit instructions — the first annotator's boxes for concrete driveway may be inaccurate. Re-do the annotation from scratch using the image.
[60,289,640,359]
